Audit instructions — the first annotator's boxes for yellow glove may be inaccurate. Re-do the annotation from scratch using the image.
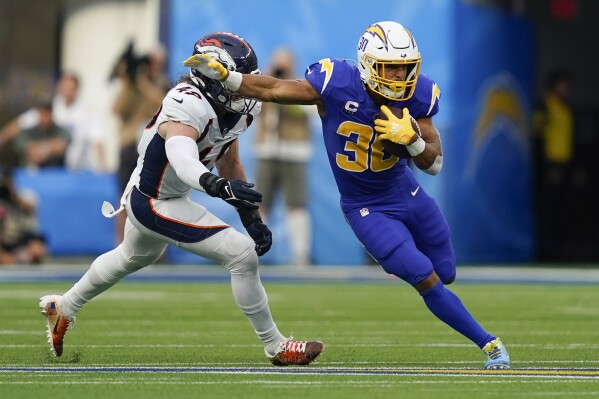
[182,54,229,81]
[374,106,417,145]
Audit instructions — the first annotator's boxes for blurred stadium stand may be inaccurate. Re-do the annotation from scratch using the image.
[1,0,598,265]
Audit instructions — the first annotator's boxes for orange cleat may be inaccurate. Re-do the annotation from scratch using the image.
[39,295,75,357]
[269,337,324,366]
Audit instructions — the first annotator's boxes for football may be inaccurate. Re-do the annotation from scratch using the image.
[376,106,421,159]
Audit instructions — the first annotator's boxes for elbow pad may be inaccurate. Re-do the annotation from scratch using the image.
[423,155,443,176]
[164,135,210,190]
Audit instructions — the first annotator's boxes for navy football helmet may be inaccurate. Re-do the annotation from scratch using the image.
[190,32,260,114]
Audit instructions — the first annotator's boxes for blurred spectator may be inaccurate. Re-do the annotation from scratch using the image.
[0,169,47,265]
[0,72,108,172]
[14,102,70,168]
[57,73,108,172]
[112,42,169,242]
[254,48,313,266]
[532,68,584,261]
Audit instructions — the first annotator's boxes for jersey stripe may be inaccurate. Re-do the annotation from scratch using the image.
[319,58,334,94]
[139,134,169,198]
[130,188,229,243]
[427,83,441,116]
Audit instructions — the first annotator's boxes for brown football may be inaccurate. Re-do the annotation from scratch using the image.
[376,106,421,159]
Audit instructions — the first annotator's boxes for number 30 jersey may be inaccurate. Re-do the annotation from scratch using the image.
[305,58,440,201]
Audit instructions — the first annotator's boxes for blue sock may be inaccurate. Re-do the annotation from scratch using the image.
[420,281,494,348]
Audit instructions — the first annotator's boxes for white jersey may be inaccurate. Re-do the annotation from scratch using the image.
[130,82,260,200]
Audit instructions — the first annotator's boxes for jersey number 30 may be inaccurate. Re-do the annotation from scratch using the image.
[336,121,399,172]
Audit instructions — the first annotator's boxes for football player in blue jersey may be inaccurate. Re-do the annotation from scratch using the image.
[184,21,510,369]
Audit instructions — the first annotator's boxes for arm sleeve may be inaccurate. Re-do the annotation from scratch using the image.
[164,135,210,191]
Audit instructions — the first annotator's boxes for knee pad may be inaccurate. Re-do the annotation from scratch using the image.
[89,246,152,285]
[116,243,164,274]
[381,249,434,286]
[442,273,456,285]
[223,232,258,276]
[424,239,456,285]
[435,258,456,285]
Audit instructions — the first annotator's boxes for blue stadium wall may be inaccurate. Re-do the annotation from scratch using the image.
[446,4,534,263]
[15,0,533,264]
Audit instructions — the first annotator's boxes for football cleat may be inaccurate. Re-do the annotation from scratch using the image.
[269,337,325,366]
[39,295,75,357]
[483,337,510,370]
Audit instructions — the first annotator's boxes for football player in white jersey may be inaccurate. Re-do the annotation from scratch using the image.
[39,32,324,366]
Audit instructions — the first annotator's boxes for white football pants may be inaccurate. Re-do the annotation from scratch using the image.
[59,191,284,355]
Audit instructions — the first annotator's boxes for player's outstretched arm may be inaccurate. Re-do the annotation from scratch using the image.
[183,54,321,106]
[239,74,321,106]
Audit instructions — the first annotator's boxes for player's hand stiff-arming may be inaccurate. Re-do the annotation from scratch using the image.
[183,54,229,81]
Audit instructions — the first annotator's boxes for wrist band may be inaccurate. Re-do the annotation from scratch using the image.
[407,137,426,157]
[424,155,443,175]
[223,71,242,91]
[199,172,223,197]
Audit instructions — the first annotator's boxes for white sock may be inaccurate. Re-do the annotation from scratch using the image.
[60,246,135,317]
[227,249,285,355]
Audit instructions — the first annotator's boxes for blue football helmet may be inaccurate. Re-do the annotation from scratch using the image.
[190,32,260,114]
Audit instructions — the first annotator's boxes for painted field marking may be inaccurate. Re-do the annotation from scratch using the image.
[1,367,597,379]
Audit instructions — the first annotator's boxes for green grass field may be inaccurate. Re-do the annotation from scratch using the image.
[1,279,598,398]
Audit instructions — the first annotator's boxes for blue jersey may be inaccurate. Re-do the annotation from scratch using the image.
[305,58,440,201]
[306,58,453,286]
